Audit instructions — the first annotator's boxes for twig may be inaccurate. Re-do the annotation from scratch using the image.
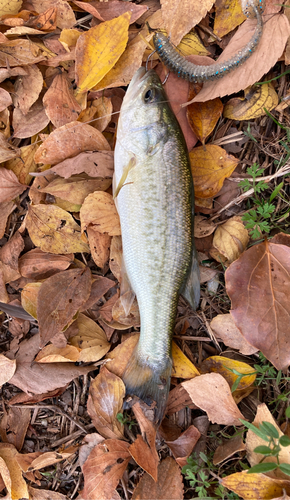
[12,404,88,434]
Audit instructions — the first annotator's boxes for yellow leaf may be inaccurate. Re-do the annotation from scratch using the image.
[21,282,42,319]
[224,84,279,120]
[69,313,110,362]
[39,175,111,206]
[35,344,81,363]
[221,471,290,499]
[201,355,256,391]
[26,204,90,254]
[4,143,38,185]
[0,443,29,500]
[172,341,200,379]
[187,96,223,145]
[75,12,131,93]
[0,0,22,16]
[80,191,121,236]
[210,216,249,265]
[177,29,210,56]
[190,145,239,199]
[214,0,245,38]
[59,28,81,50]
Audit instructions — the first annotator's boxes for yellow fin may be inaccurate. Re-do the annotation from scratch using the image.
[113,157,136,199]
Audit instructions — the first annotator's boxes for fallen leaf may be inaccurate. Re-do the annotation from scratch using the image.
[69,313,110,362]
[0,201,16,238]
[87,367,125,440]
[0,354,16,387]
[224,83,279,120]
[82,439,130,500]
[26,6,57,31]
[5,143,38,185]
[0,134,21,163]
[194,215,216,238]
[187,89,223,145]
[0,407,30,451]
[7,333,93,395]
[129,434,159,482]
[80,275,115,311]
[28,486,68,499]
[0,443,29,500]
[182,373,244,425]
[46,151,114,179]
[226,238,290,370]
[210,216,249,265]
[19,449,74,472]
[74,0,147,24]
[80,191,121,236]
[79,97,113,132]
[213,433,246,465]
[171,341,200,379]
[0,0,22,16]
[35,344,80,363]
[34,121,110,165]
[221,471,290,500]
[132,456,184,499]
[0,168,27,203]
[39,174,111,205]
[12,98,50,139]
[26,204,90,254]
[43,72,82,128]
[26,0,76,29]
[190,145,239,199]
[13,64,43,115]
[78,433,105,467]
[246,403,290,480]
[0,88,12,112]
[165,425,201,467]
[75,13,131,93]
[19,249,73,279]
[37,267,91,346]
[201,356,256,391]
[112,292,140,327]
[214,0,245,38]
[87,226,112,269]
[0,39,44,67]
[210,314,258,355]
[21,282,41,319]
[105,334,139,378]
[160,0,215,45]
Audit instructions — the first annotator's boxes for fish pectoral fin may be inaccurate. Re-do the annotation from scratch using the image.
[181,249,200,311]
[122,350,172,426]
[113,157,136,199]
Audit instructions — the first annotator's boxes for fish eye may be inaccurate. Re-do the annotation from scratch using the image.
[144,87,155,103]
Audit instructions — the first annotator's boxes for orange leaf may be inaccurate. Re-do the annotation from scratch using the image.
[132,457,184,499]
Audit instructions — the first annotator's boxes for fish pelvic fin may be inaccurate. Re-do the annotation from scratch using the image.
[122,349,172,426]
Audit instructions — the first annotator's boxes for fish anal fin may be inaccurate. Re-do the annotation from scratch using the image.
[181,247,200,311]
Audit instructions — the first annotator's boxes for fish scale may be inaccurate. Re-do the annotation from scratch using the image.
[114,67,199,424]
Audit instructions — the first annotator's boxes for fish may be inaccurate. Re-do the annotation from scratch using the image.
[113,67,200,425]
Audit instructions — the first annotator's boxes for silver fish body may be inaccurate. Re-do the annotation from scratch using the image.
[114,67,199,423]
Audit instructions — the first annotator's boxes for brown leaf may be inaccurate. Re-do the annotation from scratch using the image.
[0,230,24,276]
[0,201,16,238]
[105,333,139,378]
[28,486,68,499]
[112,292,140,327]
[0,354,16,387]
[132,456,184,500]
[129,434,159,482]
[194,215,216,238]
[19,249,73,279]
[160,0,215,45]
[87,367,125,440]
[80,275,115,311]
[80,191,121,236]
[0,134,20,163]
[34,121,110,165]
[0,167,27,203]
[7,332,93,394]
[12,98,50,139]
[226,238,290,370]
[25,0,76,29]
[5,143,38,185]
[0,407,30,451]
[78,433,105,467]
[13,64,43,115]
[182,373,244,425]
[26,7,57,31]
[190,12,290,102]
[78,97,113,132]
[75,0,148,24]
[43,72,82,127]
[0,88,12,112]
[46,151,114,179]
[165,425,201,467]
[213,433,246,465]
[37,267,91,346]
[166,383,198,415]
[69,313,110,362]
[26,204,90,254]
[40,174,111,205]
[82,439,130,500]
[210,314,258,355]
[87,226,112,269]
[0,39,44,67]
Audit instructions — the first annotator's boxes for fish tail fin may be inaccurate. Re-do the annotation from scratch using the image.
[122,349,172,425]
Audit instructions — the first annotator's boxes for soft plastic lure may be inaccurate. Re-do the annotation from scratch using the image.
[153,0,265,83]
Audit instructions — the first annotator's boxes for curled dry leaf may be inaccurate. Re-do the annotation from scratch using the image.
[210,314,258,355]
[165,425,201,467]
[0,354,16,387]
[194,215,216,238]
[0,407,30,451]
[246,403,290,480]
[75,0,148,24]
[0,168,27,203]
[87,367,125,440]
[221,471,290,500]
[0,88,12,112]
[190,145,239,199]
[26,204,90,254]
[210,216,249,265]
[182,372,244,426]
[5,143,38,185]
[213,433,246,465]
[0,443,29,500]
[75,13,131,93]
[37,267,91,346]
[13,64,43,115]
[19,248,73,280]
[21,282,42,319]
[80,191,121,236]
[0,134,20,163]
[47,151,114,179]
[132,456,184,500]
[82,439,131,500]
[224,83,279,120]
[80,275,115,311]
[27,0,76,29]
[34,121,110,166]
[226,238,290,370]
[69,313,110,362]
[43,72,82,128]
[35,344,80,363]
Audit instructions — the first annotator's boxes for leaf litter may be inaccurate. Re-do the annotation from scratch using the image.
[0,0,290,498]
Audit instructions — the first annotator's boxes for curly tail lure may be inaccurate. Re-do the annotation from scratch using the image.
[153,0,265,83]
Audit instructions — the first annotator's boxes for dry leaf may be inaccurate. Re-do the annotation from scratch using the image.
[43,72,82,127]
[13,64,43,115]
[187,91,223,145]
[37,267,91,346]
[210,216,249,265]
[213,433,246,465]
[129,434,159,482]
[132,456,184,500]
[165,425,201,467]
[69,313,110,362]
[35,344,80,363]
[0,443,29,500]
[34,121,110,165]
[105,334,139,378]
[26,0,76,29]
[0,201,16,238]
[112,292,140,327]
[21,282,41,319]
[214,0,245,38]
[19,249,73,279]
[190,145,239,199]
[28,486,68,499]
[224,83,279,120]
[39,175,111,205]
[87,226,112,269]
[0,39,44,67]
[0,168,27,203]
[194,215,216,238]
[210,314,258,355]
[0,407,31,451]
[182,373,244,425]
[0,354,16,387]
[12,98,50,139]
[0,0,22,16]
[26,204,90,254]
[226,238,290,370]
[47,151,114,179]
[75,13,131,93]
[221,471,290,500]
[171,341,200,379]
[201,356,256,392]
[5,143,38,185]
[80,191,121,236]
[87,367,125,440]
